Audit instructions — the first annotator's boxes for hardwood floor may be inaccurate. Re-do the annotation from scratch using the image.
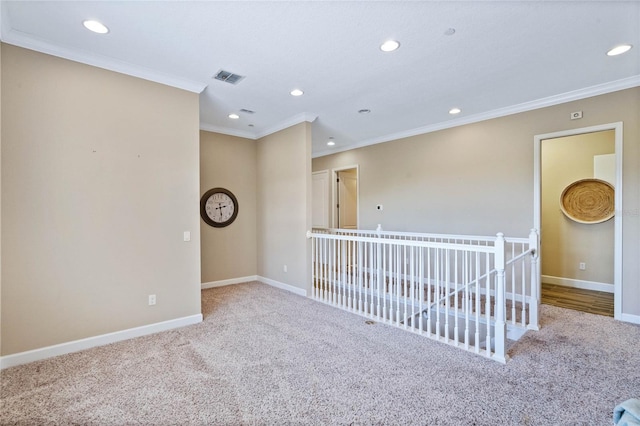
[541,283,614,317]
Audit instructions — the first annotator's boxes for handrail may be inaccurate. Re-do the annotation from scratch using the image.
[505,248,535,265]
[315,227,530,244]
[306,230,497,253]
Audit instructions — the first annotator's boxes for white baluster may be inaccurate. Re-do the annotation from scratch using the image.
[511,243,516,325]
[358,241,363,314]
[312,235,317,299]
[435,248,441,341]
[368,243,378,317]
[521,242,527,327]
[494,233,507,363]
[419,247,424,334]
[381,244,386,321]
[464,250,470,350]
[475,253,480,354]
[485,251,491,357]
[410,246,416,332]
[376,239,383,321]
[403,245,408,329]
[322,237,327,302]
[426,247,432,337]
[453,249,459,346]
[444,248,450,342]
[331,239,336,305]
[395,245,401,326]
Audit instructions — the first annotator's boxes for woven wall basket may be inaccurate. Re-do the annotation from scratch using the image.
[560,178,615,224]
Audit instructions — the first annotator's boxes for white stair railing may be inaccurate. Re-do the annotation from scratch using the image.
[307,228,539,363]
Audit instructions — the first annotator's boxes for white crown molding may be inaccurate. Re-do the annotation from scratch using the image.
[313,75,640,158]
[201,275,258,289]
[255,112,319,140]
[2,28,207,94]
[0,314,203,370]
[199,122,257,140]
[200,112,319,140]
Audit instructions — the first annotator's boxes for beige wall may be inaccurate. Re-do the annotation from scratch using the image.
[257,122,312,292]
[1,45,202,355]
[313,87,640,317]
[200,131,257,282]
[0,42,3,353]
[542,131,614,284]
[314,121,533,236]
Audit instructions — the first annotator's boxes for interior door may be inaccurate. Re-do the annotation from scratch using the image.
[312,170,329,228]
[337,169,358,229]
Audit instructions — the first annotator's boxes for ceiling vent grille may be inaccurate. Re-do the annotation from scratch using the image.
[240,109,255,114]
[214,69,245,85]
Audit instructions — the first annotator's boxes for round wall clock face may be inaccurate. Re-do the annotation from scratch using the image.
[200,188,239,228]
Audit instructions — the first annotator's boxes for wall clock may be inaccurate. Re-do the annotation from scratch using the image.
[200,187,239,228]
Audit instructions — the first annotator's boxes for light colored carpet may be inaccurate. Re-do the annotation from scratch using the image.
[2,281,639,425]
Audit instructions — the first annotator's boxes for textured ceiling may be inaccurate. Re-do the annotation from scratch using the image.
[2,1,639,157]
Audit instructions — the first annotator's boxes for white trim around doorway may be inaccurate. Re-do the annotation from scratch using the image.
[534,122,623,320]
[332,165,360,229]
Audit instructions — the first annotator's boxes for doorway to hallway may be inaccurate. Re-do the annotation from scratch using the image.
[334,166,359,229]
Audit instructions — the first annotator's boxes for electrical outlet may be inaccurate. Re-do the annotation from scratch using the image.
[570,111,583,120]
[579,262,586,271]
[283,264,288,273]
[148,294,156,306]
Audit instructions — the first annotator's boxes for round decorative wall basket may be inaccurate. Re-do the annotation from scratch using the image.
[560,178,614,224]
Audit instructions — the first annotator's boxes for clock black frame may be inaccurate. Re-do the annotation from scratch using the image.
[200,187,239,228]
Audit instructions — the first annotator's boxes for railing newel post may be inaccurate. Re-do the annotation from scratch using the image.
[528,228,540,330]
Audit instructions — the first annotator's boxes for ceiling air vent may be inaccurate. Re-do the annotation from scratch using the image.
[239,109,255,114]
[214,69,245,85]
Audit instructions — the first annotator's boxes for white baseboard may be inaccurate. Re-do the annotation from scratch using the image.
[201,275,258,289]
[542,275,613,293]
[618,312,640,325]
[201,276,307,297]
[0,314,203,370]
[257,276,308,297]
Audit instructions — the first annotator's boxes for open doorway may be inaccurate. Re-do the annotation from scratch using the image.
[333,166,359,229]
[534,123,622,319]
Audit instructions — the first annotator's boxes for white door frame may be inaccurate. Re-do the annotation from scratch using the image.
[332,165,359,229]
[534,122,623,319]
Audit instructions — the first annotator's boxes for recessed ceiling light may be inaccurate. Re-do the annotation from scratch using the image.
[449,108,461,115]
[607,44,632,56]
[358,109,371,114]
[290,89,304,97]
[327,140,336,146]
[380,40,400,52]
[83,20,109,34]
[228,113,240,119]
